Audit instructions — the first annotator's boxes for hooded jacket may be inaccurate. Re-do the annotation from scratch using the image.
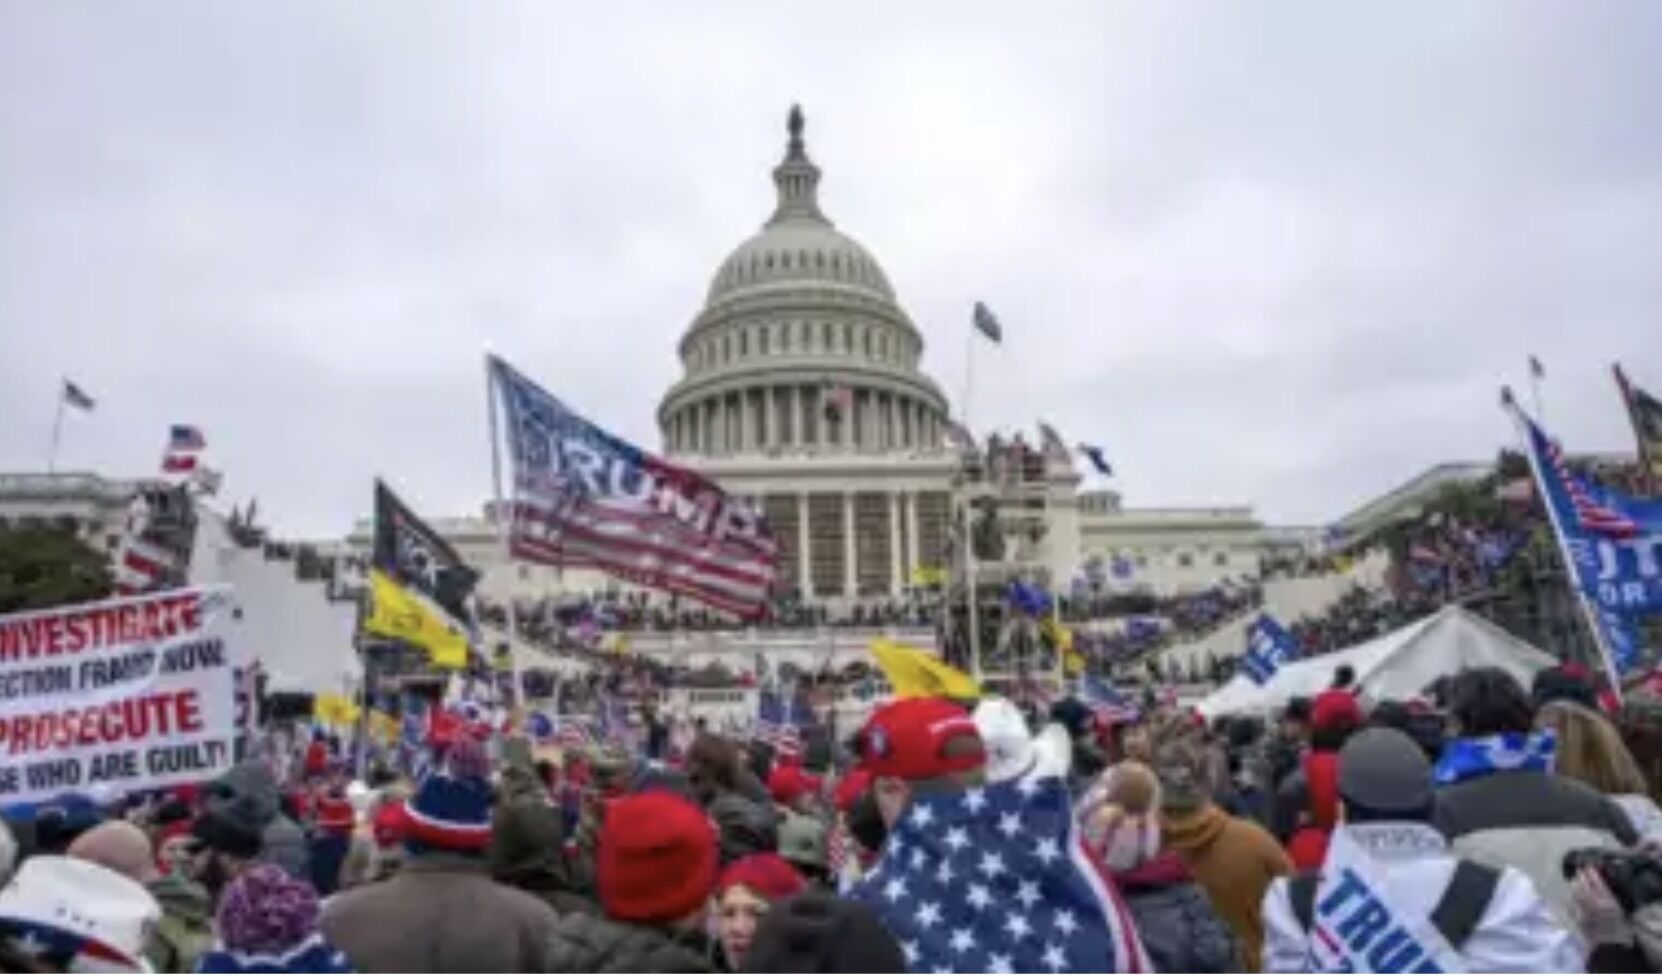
[1434,768,1637,926]
[1262,822,1584,973]
[542,912,716,973]
[144,872,214,973]
[1163,801,1291,971]
[491,737,596,914]
[1114,852,1238,973]
[212,761,310,880]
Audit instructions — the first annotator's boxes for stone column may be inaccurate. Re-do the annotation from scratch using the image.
[742,392,755,453]
[795,386,808,449]
[842,491,857,597]
[906,490,920,573]
[771,387,784,452]
[888,491,902,594]
[797,493,813,598]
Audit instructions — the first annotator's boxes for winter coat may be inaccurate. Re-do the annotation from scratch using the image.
[1162,802,1292,972]
[212,761,310,881]
[321,852,559,972]
[1434,768,1638,926]
[1113,852,1238,973]
[490,736,596,914]
[542,912,716,973]
[145,872,214,973]
[1262,822,1583,973]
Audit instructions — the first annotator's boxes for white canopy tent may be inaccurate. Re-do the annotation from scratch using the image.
[1196,604,1558,718]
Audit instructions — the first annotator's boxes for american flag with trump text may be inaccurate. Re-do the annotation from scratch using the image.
[490,356,779,618]
[852,775,1148,973]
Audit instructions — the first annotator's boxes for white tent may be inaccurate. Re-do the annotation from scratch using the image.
[1196,605,1557,718]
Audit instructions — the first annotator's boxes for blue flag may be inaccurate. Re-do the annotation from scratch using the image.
[851,776,1149,972]
[1242,613,1297,685]
[1517,408,1662,675]
[1078,444,1113,476]
[1006,580,1052,616]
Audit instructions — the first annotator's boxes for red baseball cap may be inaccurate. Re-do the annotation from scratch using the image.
[857,698,985,781]
[767,764,823,806]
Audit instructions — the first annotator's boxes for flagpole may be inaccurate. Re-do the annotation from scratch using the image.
[47,390,66,475]
[1614,363,1659,496]
[960,317,982,682]
[1530,359,1546,428]
[1504,391,1624,703]
[485,355,523,718]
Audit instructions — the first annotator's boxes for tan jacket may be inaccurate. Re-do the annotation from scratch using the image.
[322,853,559,972]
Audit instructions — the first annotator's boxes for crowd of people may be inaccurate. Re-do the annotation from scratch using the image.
[8,655,1662,972]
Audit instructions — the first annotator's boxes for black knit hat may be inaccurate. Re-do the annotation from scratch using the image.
[192,799,264,859]
[744,890,907,973]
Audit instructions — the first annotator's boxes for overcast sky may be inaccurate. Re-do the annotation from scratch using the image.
[4,3,1660,538]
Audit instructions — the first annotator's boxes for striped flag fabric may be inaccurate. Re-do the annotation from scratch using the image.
[161,424,206,474]
[111,488,193,595]
[755,690,803,758]
[490,355,779,618]
[1544,439,1639,537]
[1079,674,1140,725]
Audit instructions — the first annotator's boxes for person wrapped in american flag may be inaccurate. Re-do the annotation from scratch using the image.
[847,697,1151,973]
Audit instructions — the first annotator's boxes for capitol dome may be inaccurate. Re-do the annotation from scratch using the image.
[659,107,950,460]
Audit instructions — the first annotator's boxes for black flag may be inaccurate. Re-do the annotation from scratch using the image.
[373,479,480,624]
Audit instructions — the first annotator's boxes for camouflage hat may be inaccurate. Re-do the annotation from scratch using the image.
[777,812,828,871]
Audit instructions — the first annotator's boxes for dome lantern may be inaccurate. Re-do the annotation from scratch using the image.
[767,103,827,227]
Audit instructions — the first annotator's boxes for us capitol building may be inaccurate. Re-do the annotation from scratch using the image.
[468,107,1278,609]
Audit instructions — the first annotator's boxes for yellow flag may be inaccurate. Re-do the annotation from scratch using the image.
[1064,649,1086,676]
[870,639,981,700]
[364,569,469,669]
[313,693,360,729]
[909,565,946,587]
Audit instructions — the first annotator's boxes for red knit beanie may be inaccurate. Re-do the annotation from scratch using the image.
[599,792,718,924]
[767,764,822,806]
[716,853,805,901]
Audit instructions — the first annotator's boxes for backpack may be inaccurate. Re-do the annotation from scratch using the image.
[1288,860,1501,951]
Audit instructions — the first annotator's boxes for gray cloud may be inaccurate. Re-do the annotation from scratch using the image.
[3,2,1659,537]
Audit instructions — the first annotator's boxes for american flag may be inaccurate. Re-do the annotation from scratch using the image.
[112,490,191,595]
[754,689,803,758]
[1544,439,1639,537]
[556,717,595,752]
[851,776,1148,973]
[161,424,206,474]
[490,356,779,618]
[1079,674,1140,725]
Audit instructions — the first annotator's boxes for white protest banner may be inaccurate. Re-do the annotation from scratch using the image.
[0,586,237,805]
[1306,827,1467,973]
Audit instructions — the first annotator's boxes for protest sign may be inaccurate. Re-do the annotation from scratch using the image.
[0,586,238,805]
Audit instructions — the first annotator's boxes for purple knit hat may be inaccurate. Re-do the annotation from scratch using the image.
[215,863,322,955]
